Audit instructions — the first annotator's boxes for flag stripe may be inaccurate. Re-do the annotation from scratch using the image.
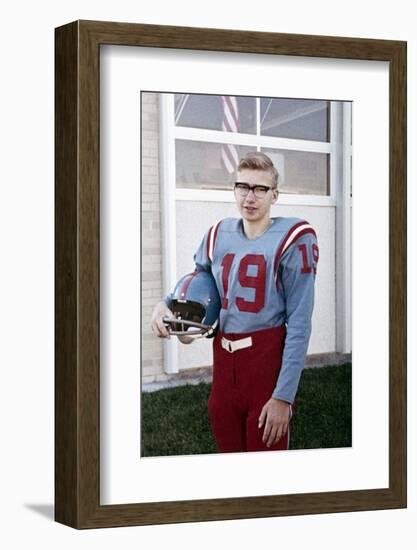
[220,96,239,174]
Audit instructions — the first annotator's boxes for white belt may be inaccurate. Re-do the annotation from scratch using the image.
[221,336,252,353]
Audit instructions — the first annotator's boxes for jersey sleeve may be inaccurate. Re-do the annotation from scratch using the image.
[163,293,174,309]
[272,230,319,404]
[193,219,222,272]
[192,230,213,273]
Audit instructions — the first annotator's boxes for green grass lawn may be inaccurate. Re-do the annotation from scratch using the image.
[141,363,351,456]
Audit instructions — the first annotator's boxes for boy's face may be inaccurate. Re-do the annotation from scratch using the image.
[234,169,278,223]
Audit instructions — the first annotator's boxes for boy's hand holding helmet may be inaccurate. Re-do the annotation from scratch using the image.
[160,270,221,341]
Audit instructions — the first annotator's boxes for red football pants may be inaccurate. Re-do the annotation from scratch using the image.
[208,326,293,453]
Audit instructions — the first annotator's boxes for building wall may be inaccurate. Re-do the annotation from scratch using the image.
[141,92,167,384]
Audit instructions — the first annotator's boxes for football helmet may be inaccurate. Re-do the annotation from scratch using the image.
[163,270,221,338]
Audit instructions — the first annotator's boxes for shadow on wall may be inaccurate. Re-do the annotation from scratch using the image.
[24,503,54,521]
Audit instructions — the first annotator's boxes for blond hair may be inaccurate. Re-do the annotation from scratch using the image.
[237,152,279,189]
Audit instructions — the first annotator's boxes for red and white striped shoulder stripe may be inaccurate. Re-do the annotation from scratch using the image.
[206,220,222,262]
[273,221,316,283]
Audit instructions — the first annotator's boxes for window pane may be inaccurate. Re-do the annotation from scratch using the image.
[175,94,256,134]
[262,148,329,195]
[260,98,329,142]
[176,140,254,190]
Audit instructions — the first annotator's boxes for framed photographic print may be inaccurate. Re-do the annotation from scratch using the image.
[55,20,406,528]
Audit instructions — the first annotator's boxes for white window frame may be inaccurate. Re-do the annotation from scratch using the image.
[171,94,336,206]
[335,101,353,354]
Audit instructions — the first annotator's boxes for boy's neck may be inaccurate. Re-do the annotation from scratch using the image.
[242,217,272,239]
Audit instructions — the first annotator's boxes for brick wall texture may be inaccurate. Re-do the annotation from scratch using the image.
[141,92,167,384]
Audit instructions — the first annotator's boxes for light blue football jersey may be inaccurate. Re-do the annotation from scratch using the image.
[168,217,319,404]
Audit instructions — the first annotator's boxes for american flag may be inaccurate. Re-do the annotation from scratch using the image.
[221,96,239,174]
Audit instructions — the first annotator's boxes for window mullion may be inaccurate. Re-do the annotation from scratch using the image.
[174,126,331,153]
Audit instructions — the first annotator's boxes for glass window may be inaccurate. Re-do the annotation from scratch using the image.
[260,98,329,142]
[175,94,256,134]
[262,148,329,196]
[171,93,331,196]
[175,140,254,190]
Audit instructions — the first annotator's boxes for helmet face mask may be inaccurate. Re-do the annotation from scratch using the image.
[164,271,221,339]
[166,300,209,336]
[163,316,215,337]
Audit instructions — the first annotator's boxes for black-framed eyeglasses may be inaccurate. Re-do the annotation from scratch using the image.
[234,182,274,199]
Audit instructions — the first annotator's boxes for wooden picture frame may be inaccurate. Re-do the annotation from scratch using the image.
[55,20,406,529]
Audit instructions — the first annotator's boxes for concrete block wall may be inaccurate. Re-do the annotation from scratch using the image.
[141,92,166,384]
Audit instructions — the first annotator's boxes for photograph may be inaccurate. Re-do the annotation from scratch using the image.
[142,91,352,457]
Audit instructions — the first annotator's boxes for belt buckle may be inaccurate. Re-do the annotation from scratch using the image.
[221,337,234,353]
